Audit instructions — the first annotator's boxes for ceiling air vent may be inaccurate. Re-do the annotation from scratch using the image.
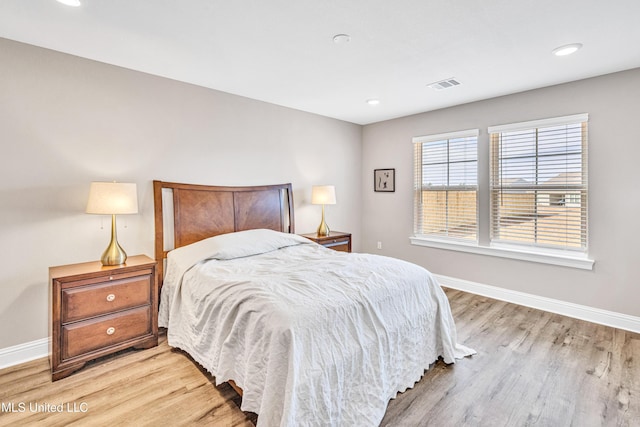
[427,78,461,91]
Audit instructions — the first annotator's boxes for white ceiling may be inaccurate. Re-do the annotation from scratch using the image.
[1,0,639,125]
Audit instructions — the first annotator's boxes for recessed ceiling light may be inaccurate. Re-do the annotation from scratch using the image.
[56,0,81,6]
[366,99,380,106]
[552,43,583,57]
[333,34,351,44]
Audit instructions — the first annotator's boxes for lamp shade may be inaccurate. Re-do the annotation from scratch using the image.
[86,182,138,215]
[311,185,336,205]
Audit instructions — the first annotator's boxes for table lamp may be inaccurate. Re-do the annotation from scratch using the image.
[311,185,336,237]
[86,182,138,266]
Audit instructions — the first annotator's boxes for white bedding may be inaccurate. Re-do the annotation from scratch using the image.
[159,229,475,427]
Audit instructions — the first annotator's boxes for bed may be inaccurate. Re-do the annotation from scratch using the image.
[153,180,475,427]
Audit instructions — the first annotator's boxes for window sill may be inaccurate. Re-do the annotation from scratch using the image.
[409,236,594,270]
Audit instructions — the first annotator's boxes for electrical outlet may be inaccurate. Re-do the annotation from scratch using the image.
[377,241,382,250]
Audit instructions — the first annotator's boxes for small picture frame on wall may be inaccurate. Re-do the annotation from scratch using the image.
[374,168,395,192]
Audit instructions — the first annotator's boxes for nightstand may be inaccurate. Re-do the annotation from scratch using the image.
[49,255,158,381]
[300,231,352,252]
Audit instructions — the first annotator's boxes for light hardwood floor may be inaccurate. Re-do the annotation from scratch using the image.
[1,289,638,426]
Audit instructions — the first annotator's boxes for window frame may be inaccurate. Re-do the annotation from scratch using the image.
[412,129,479,243]
[488,113,588,253]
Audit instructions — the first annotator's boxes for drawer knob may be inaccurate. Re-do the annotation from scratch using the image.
[106,327,116,335]
[106,293,116,302]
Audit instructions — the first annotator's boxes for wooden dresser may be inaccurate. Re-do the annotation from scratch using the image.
[300,231,352,252]
[49,255,158,381]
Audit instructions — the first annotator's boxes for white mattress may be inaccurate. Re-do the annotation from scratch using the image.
[159,229,474,427]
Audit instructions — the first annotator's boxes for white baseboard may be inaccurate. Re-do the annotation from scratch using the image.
[435,274,640,334]
[0,338,49,370]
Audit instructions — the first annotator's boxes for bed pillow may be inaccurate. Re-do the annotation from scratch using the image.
[171,228,311,262]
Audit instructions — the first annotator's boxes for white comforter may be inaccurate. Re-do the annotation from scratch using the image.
[159,229,474,427]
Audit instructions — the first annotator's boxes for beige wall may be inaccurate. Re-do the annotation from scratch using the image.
[362,68,640,318]
[0,38,362,349]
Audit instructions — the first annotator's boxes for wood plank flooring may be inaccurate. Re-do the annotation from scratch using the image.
[381,289,640,427]
[1,288,638,426]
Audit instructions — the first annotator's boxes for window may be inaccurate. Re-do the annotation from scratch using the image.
[489,114,588,252]
[413,129,479,242]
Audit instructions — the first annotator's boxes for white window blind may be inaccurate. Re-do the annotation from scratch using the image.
[489,114,588,252]
[413,129,478,241]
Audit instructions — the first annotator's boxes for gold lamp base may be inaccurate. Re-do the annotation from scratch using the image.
[316,204,330,237]
[101,214,127,266]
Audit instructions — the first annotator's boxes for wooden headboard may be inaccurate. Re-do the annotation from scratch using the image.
[153,180,295,285]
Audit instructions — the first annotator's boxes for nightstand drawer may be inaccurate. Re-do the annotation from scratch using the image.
[327,241,350,252]
[62,275,151,323]
[62,306,152,359]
